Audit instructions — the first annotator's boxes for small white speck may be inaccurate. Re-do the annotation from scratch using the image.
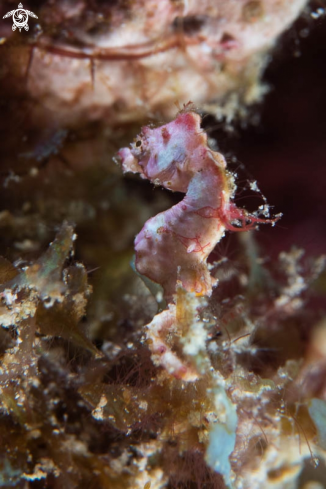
[311,8,324,19]
[249,181,260,192]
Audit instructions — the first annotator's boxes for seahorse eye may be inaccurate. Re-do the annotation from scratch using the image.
[135,140,142,147]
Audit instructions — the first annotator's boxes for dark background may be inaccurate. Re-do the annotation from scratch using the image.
[230,6,326,259]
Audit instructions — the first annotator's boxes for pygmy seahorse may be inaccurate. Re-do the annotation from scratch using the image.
[118,109,278,380]
[118,109,277,300]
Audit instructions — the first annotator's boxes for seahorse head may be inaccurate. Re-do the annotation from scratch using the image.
[117,112,209,192]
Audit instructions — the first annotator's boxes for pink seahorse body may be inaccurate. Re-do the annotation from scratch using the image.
[118,110,274,300]
[118,110,278,379]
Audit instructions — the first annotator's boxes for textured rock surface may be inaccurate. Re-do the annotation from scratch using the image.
[1,0,308,125]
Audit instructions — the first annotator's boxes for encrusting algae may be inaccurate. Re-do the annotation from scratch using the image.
[0,111,325,489]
